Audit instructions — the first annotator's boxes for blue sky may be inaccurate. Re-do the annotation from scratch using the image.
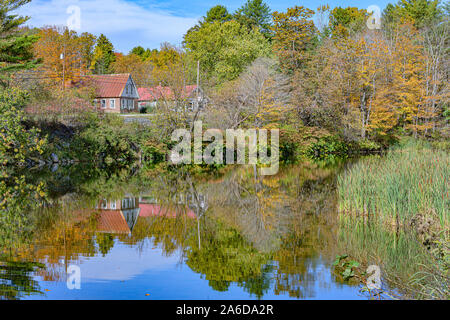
[18,0,394,53]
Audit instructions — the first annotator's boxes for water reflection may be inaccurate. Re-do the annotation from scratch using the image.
[0,163,365,300]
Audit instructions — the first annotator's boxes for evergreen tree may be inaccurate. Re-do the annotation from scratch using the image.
[234,0,272,37]
[130,46,145,57]
[0,0,38,85]
[203,5,232,24]
[90,34,115,74]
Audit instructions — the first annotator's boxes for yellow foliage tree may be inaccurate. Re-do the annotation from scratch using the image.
[33,26,93,88]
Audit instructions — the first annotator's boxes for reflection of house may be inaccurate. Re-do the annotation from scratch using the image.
[95,192,206,235]
[96,197,140,235]
[137,85,206,112]
[91,74,140,114]
[139,204,196,219]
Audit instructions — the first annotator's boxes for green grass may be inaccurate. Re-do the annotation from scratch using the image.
[338,139,449,227]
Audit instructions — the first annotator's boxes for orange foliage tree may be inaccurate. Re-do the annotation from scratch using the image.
[33,26,96,88]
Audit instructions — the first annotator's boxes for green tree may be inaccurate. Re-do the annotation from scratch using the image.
[184,20,271,82]
[186,219,271,294]
[130,45,154,61]
[203,5,232,24]
[328,7,368,37]
[234,0,272,37]
[90,34,115,74]
[0,0,38,86]
[184,4,233,42]
[130,45,145,57]
[0,88,46,169]
[96,233,115,256]
[0,259,45,300]
[382,0,442,28]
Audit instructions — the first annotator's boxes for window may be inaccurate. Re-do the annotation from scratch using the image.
[110,99,115,109]
[110,201,117,210]
[122,198,133,209]
[121,99,125,110]
[128,99,132,110]
[101,99,106,109]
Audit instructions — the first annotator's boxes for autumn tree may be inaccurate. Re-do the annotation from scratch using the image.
[150,47,199,135]
[384,24,429,136]
[420,12,449,134]
[78,32,96,72]
[271,6,317,72]
[207,57,289,129]
[33,26,94,88]
[111,53,153,87]
[150,43,181,71]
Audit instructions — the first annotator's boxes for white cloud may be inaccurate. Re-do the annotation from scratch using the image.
[17,0,199,52]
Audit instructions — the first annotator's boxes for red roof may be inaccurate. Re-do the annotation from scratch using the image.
[91,74,131,98]
[139,204,196,219]
[138,85,197,102]
[97,210,131,234]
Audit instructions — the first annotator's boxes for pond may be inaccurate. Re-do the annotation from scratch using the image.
[0,162,377,300]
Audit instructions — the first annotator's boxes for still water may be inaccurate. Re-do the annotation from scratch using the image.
[0,163,369,300]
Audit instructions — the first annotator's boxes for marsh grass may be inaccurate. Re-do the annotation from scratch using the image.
[337,139,449,299]
[338,139,449,227]
[338,216,449,299]
[338,216,450,300]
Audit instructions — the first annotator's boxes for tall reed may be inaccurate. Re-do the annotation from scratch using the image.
[338,139,449,227]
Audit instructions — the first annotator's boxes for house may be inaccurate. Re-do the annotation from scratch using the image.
[91,74,140,113]
[137,85,206,112]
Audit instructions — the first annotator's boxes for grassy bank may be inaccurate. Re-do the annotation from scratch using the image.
[337,138,449,299]
[338,139,449,227]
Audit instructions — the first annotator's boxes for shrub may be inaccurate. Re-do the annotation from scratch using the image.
[306,136,348,160]
[0,88,46,170]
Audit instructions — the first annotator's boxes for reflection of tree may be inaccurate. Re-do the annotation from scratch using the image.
[186,219,271,294]
[2,160,351,299]
[239,264,274,299]
[271,166,340,299]
[200,163,341,298]
[2,206,99,283]
[0,257,45,300]
[96,233,115,257]
[204,167,290,253]
[127,214,195,257]
[0,173,46,251]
